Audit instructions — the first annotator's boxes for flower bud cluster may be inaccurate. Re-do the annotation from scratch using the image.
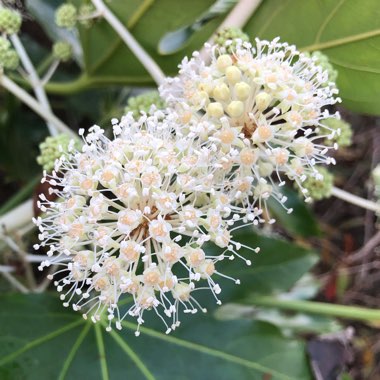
[160,38,342,218]
[0,6,22,35]
[214,27,249,54]
[0,36,19,70]
[37,134,79,172]
[320,117,352,147]
[298,166,334,200]
[124,91,166,118]
[78,3,96,28]
[52,41,73,62]
[309,51,338,84]
[55,3,78,29]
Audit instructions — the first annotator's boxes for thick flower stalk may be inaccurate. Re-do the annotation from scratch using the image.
[33,111,257,335]
[160,38,342,221]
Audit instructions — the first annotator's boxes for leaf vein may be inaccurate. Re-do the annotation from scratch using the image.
[314,0,346,43]
[58,323,92,380]
[0,319,83,367]
[95,324,110,380]
[107,327,156,380]
[256,0,290,37]
[121,321,296,380]
[329,58,380,74]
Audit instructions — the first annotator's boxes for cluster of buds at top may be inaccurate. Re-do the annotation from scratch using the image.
[0,6,22,35]
[52,41,73,62]
[214,27,250,54]
[55,2,97,30]
[37,134,80,172]
[160,37,341,220]
[0,36,18,70]
[124,91,166,118]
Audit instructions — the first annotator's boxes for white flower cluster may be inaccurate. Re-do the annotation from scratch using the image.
[35,37,341,334]
[160,38,341,219]
[34,112,257,335]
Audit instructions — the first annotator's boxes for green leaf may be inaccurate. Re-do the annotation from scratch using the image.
[0,294,312,379]
[268,187,320,238]
[245,0,380,115]
[210,231,319,299]
[77,0,223,80]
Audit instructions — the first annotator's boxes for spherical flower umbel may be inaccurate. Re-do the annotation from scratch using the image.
[0,6,22,35]
[55,3,77,29]
[0,36,19,70]
[160,37,342,220]
[124,91,166,118]
[34,111,257,335]
[37,133,80,172]
[214,27,249,54]
[52,41,73,62]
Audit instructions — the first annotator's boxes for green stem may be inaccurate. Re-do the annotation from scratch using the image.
[248,296,380,322]
[44,74,154,94]
[10,73,155,95]
[91,0,165,85]
[0,175,40,216]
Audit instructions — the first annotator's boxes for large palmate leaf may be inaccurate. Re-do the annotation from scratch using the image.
[245,0,380,115]
[0,294,312,379]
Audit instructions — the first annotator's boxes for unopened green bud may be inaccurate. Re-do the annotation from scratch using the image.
[0,7,22,35]
[255,92,272,111]
[0,36,10,53]
[207,102,224,118]
[124,91,165,118]
[226,100,244,118]
[78,4,96,28]
[53,41,73,62]
[37,134,79,172]
[321,117,352,147]
[0,48,19,70]
[300,167,334,201]
[214,27,249,54]
[55,3,77,29]
[258,161,273,177]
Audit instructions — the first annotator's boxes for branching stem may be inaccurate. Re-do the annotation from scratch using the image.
[10,35,58,136]
[331,186,380,214]
[91,0,165,85]
[0,74,76,138]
